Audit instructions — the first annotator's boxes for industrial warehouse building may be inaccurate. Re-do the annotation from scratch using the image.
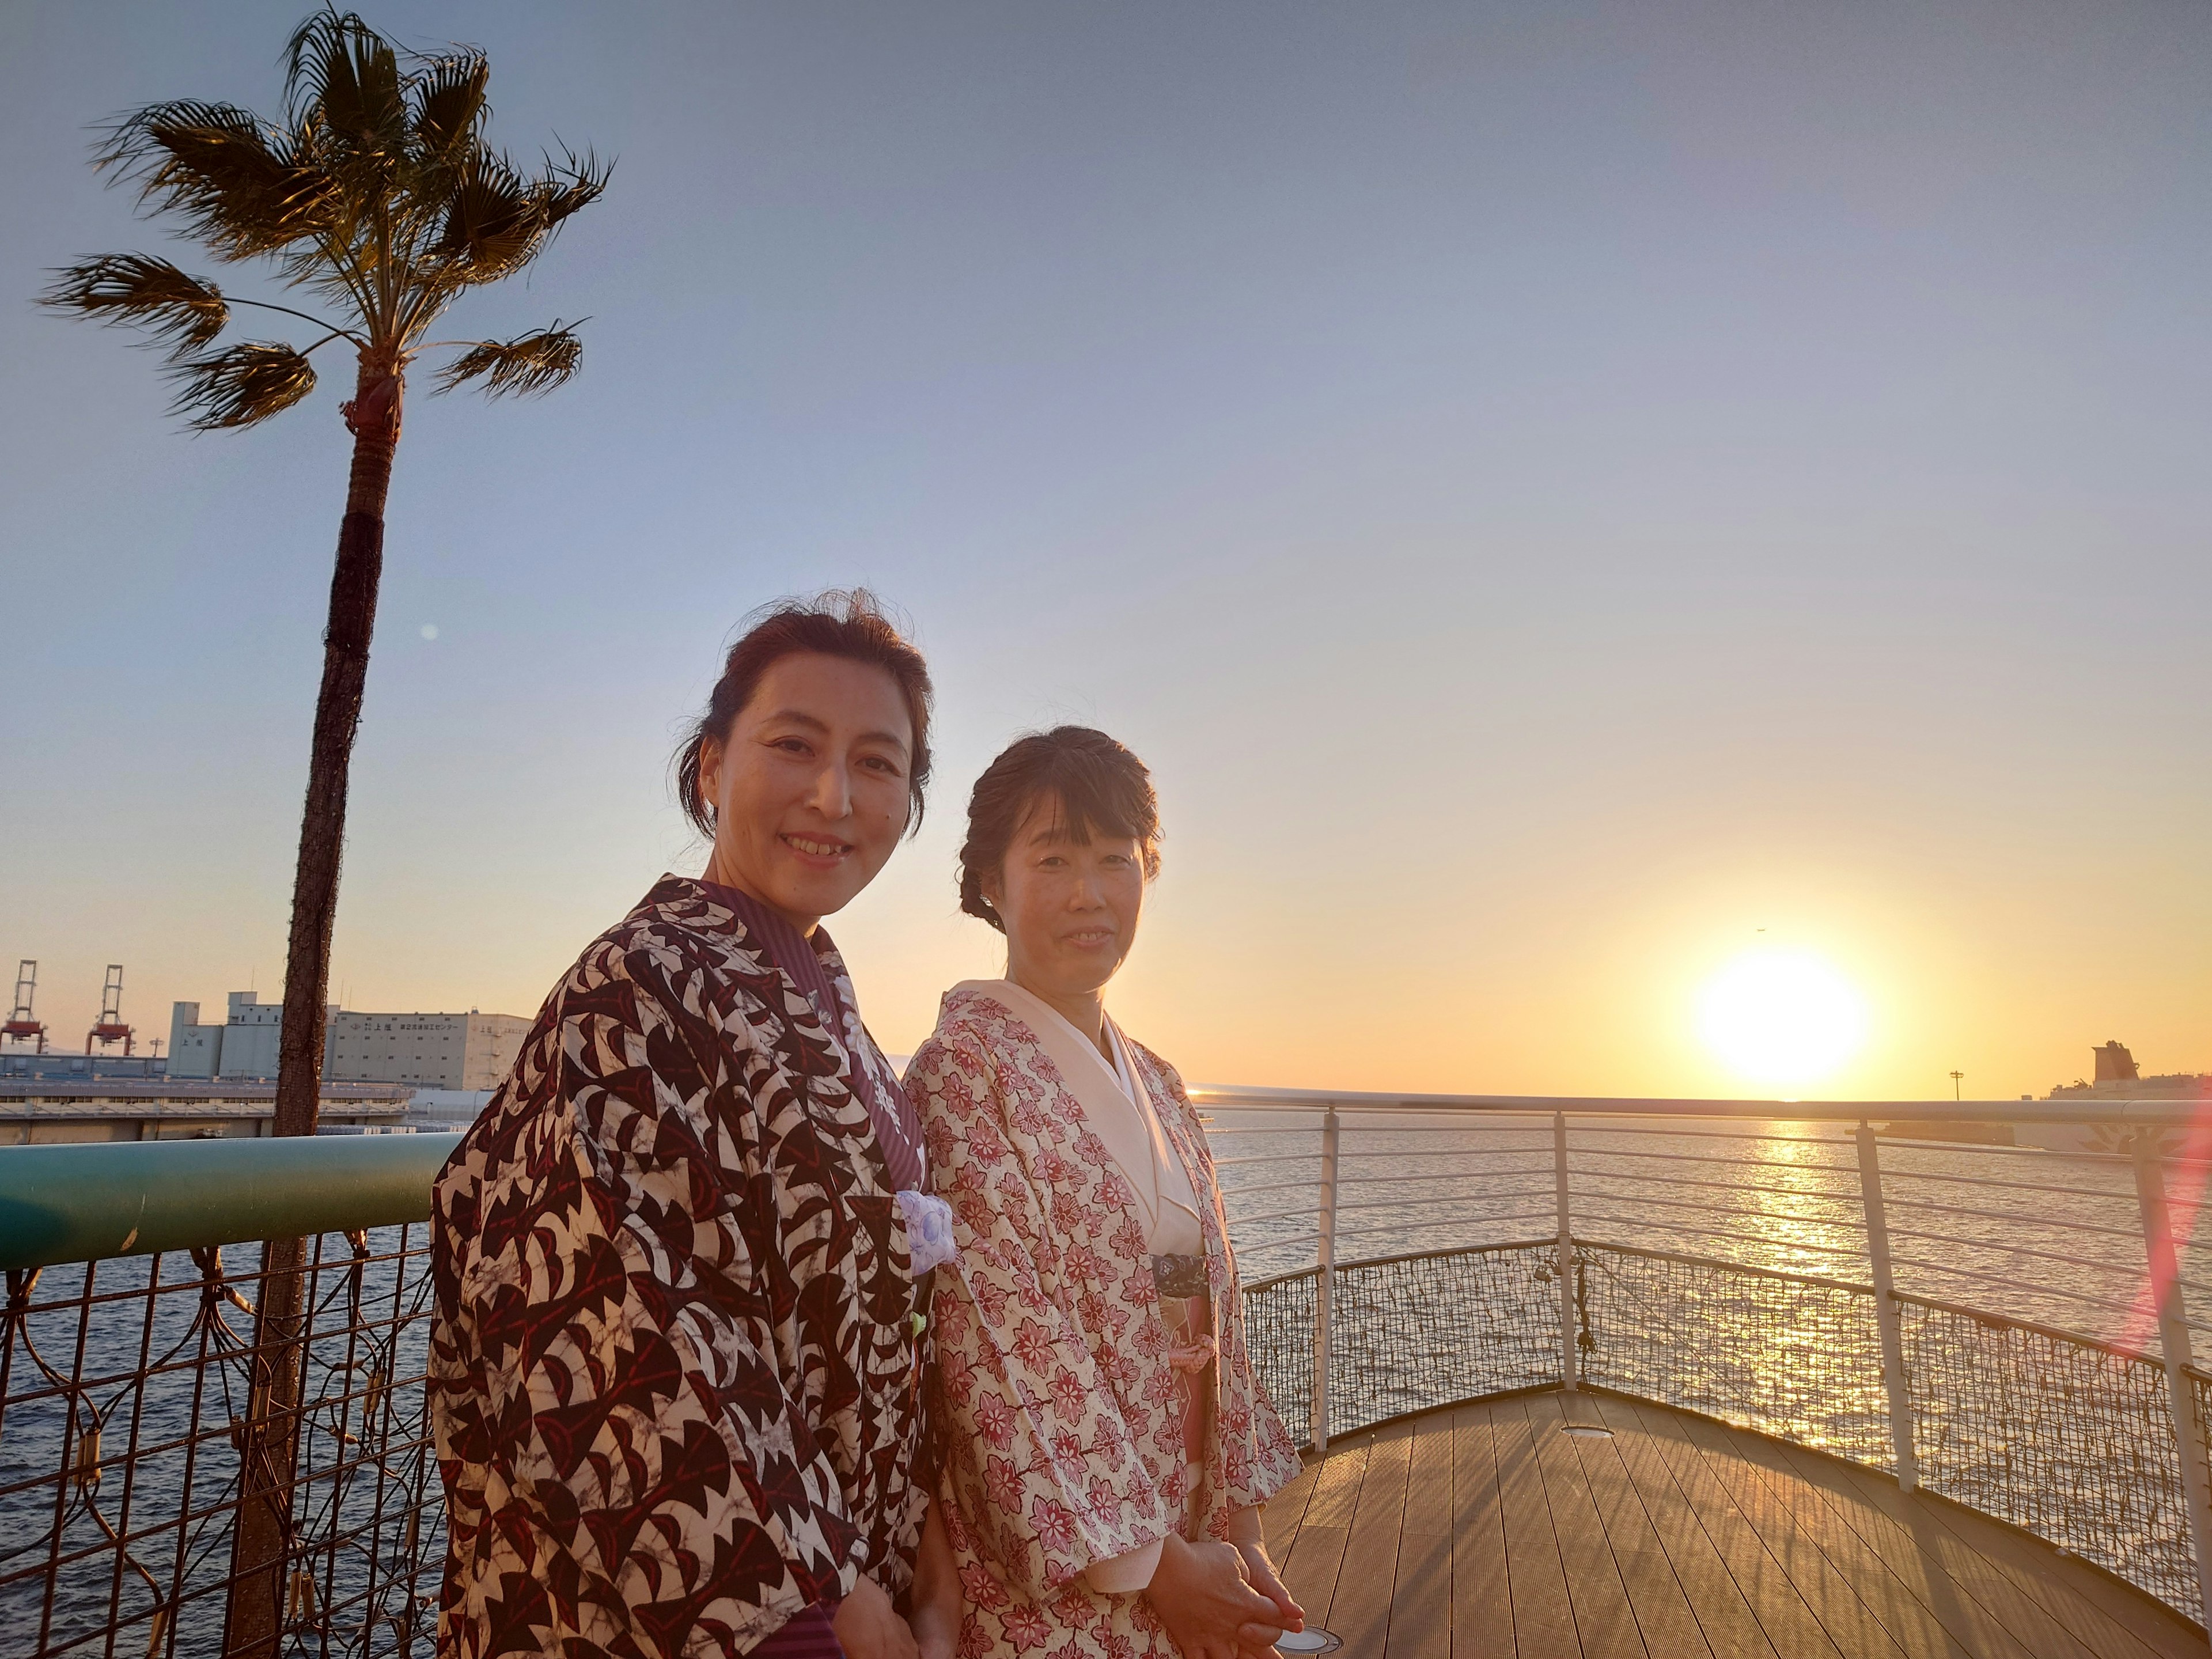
[325,1009,532,1089]
[168,993,530,1089]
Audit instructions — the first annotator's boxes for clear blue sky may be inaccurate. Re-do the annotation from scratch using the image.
[3,2,2206,1098]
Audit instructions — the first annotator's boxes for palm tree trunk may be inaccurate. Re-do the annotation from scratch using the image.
[222,362,402,1659]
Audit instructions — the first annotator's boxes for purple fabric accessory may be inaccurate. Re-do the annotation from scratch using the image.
[895,1189,959,1275]
[749,1603,844,1659]
[699,880,925,1191]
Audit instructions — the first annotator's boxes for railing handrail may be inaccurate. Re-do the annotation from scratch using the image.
[0,1132,460,1269]
[1188,1084,2209,1127]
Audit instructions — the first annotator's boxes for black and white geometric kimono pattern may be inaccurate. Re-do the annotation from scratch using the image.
[429,876,927,1659]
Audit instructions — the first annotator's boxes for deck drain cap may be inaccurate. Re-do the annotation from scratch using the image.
[1275,1631,1342,1654]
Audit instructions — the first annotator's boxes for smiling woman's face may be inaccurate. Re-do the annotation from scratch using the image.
[696,651,915,931]
[985,793,1147,1003]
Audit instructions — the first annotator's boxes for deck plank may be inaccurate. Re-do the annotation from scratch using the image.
[1828,1457,2203,1659]
[1585,1393,1781,1659]
[1711,1418,2022,1659]
[1331,1420,1413,1657]
[1621,1398,1860,1659]
[1450,1402,1517,1659]
[1280,1438,1366,1628]
[1405,1410,1456,1535]
[1541,1392,1715,1658]
[1263,1457,1321,1560]
[1760,1434,2100,1659]
[1387,1414,1454,1659]
[1491,1397,1584,1659]
[1672,1411,1938,1659]
[1520,1393,1648,1657]
[1271,1396,2202,1659]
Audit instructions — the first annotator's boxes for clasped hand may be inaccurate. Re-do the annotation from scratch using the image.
[835,1494,962,1659]
[1146,1534,1305,1659]
[831,1575,918,1659]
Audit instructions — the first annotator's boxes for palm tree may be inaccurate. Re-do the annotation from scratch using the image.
[44,7,605,1142]
[41,13,606,1652]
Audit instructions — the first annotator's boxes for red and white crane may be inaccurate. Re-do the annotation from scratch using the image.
[3,960,46,1053]
[86,963,134,1056]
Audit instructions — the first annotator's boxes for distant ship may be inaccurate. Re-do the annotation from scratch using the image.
[1881,1041,2205,1153]
[2047,1039,2210,1103]
[2015,1041,2207,1156]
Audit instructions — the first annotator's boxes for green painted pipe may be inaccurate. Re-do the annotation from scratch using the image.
[0,1133,464,1269]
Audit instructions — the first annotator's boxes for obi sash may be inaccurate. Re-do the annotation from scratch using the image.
[1154,1251,1215,1472]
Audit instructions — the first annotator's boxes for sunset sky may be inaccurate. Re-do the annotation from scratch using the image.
[3,2,2206,1101]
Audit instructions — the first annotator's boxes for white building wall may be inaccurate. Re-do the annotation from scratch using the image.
[167,992,531,1088]
[460,1014,531,1090]
[325,1010,524,1088]
[216,991,283,1080]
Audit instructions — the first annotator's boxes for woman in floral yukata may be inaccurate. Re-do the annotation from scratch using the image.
[904,728,1306,1659]
[430,593,961,1659]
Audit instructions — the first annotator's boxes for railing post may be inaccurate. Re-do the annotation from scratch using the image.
[2133,1130,2212,1626]
[1311,1107,1339,1456]
[1854,1122,1918,1492]
[1554,1111,1576,1391]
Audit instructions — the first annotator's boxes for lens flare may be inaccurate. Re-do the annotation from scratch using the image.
[1698,950,1868,1088]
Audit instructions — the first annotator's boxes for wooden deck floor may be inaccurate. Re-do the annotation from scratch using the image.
[1260,1391,2208,1659]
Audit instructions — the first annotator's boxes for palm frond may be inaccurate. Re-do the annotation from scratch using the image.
[58,12,604,403]
[434,321,584,397]
[427,147,542,280]
[166,340,318,429]
[285,8,408,161]
[39,255,229,354]
[410,49,490,166]
[539,146,613,234]
[97,100,339,262]
[421,145,611,291]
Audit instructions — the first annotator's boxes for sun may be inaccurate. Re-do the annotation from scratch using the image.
[1698,949,1868,1089]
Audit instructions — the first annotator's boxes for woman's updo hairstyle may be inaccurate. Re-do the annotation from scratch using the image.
[675,589,934,838]
[957,726,1162,933]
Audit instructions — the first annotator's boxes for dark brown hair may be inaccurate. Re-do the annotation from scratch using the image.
[675,590,933,838]
[957,726,1162,931]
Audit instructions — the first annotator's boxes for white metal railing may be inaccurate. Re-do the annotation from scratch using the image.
[1194,1089,2212,1626]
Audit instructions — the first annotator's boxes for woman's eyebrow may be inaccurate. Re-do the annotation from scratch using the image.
[763,709,831,734]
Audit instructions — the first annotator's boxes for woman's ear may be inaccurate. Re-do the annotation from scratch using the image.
[698,736,724,816]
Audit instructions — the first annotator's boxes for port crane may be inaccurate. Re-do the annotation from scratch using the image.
[3,960,46,1052]
[86,963,134,1056]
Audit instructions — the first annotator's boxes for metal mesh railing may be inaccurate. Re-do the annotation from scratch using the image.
[1903,1296,2191,1612]
[1577,1243,1893,1467]
[0,1225,441,1659]
[1240,1271,1316,1450]
[1327,1245,1559,1433]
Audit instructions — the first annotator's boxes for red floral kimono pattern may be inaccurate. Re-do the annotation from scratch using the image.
[430,877,927,1659]
[906,987,1301,1659]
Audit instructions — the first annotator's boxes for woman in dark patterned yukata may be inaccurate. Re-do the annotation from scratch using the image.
[430,593,962,1659]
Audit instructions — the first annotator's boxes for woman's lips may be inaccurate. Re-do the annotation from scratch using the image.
[781,832,853,869]
[1059,928,1117,950]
